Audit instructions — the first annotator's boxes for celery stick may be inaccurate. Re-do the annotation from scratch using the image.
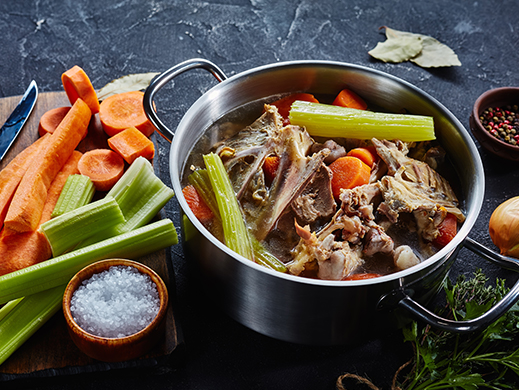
[80,157,175,246]
[0,286,64,366]
[188,169,221,221]
[0,298,23,322]
[40,196,125,256]
[0,219,178,305]
[203,153,253,260]
[51,174,95,218]
[251,238,287,273]
[289,100,435,142]
[189,168,287,272]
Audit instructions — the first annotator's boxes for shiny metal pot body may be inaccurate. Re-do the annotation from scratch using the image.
[144,60,499,345]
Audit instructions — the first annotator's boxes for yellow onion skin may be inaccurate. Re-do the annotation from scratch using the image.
[489,196,519,258]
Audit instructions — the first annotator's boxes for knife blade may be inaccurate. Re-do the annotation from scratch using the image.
[0,80,38,161]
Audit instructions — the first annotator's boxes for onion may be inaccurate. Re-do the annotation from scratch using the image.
[489,196,519,258]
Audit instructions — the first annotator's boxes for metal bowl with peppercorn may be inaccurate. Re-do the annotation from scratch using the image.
[469,87,519,161]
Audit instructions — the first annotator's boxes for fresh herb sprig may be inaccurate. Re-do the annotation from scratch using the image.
[397,269,519,390]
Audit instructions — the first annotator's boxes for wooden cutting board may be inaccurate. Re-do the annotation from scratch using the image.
[0,92,183,381]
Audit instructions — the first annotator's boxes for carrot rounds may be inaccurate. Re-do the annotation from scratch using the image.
[99,91,156,137]
[332,88,368,110]
[4,99,91,234]
[38,106,71,136]
[270,93,319,125]
[346,146,378,168]
[77,149,125,192]
[108,126,155,164]
[329,156,371,200]
[61,65,100,114]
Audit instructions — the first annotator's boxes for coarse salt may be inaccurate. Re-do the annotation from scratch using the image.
[70,265,160,338]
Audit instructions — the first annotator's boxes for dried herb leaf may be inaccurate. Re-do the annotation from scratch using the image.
[369,26,461,68]
[97,72,160,101]
[368,35,423,63]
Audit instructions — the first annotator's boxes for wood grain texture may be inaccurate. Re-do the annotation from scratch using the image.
[0,92,182,380]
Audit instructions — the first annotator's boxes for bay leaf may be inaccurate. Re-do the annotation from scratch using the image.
[368,35,423,63]
[410,35,462,68]
[369,26,461,68]
[97,72,160,101]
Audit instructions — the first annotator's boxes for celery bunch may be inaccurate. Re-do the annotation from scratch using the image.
[289,100,435,142]
[0,156,178,366]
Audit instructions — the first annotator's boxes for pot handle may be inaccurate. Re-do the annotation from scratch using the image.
[383,237,519,333]
[143,58,227,142]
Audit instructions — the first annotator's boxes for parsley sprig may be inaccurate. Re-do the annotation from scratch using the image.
[397,269,519,389]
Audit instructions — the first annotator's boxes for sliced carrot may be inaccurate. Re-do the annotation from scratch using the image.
[0,134,53,230]
[0,230,52,276]
[108,126,155,164]
[38,106,71,136]
[329,156,371,200]
[182,185,214,223]
[99,91,156,137]
[432,212,457,248]
[40,150,82,222]
[263,155,280,184]
[346,146,378,168]
[332,88,368,110]
[61,65,100,114]
[270,93,319,125]
[344,272,383,281]
[4,99,91,234]
[0,151,82,276]
[77,149,125,192]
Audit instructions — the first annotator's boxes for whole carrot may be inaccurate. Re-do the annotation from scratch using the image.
[4,99,91,234]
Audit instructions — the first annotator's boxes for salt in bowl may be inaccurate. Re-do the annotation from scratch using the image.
[62,258,168,362]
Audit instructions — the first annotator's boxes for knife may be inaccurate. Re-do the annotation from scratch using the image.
[0,80,38,161]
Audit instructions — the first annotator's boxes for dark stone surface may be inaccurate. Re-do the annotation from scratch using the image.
[1,0,519,389]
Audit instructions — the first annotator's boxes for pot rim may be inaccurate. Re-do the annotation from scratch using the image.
[169,59,485,287]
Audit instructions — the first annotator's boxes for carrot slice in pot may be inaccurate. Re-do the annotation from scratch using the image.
[329,156,371,200]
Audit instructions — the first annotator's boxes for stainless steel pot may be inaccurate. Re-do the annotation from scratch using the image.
[144,59,519,345]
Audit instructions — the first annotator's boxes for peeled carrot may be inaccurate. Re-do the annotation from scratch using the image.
[38,106,71,136]
[0,134,53,230]
[346,146,378,168]
[4,99,91,234]
[0,231,52,276]
[332,88,368,110]
[263,155,280,184]
[40,150,82,222]
[99,91,155,137]
[0,151,82,276]
[77,149,125,192]
[108,126,155,164]
[271,93,319,125]
[329,156,371,200]
[182,184,214,223]
[61,65,100,114]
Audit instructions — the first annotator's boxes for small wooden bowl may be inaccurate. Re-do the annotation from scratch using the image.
[62,259,168,362]
[469,87,519,161]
